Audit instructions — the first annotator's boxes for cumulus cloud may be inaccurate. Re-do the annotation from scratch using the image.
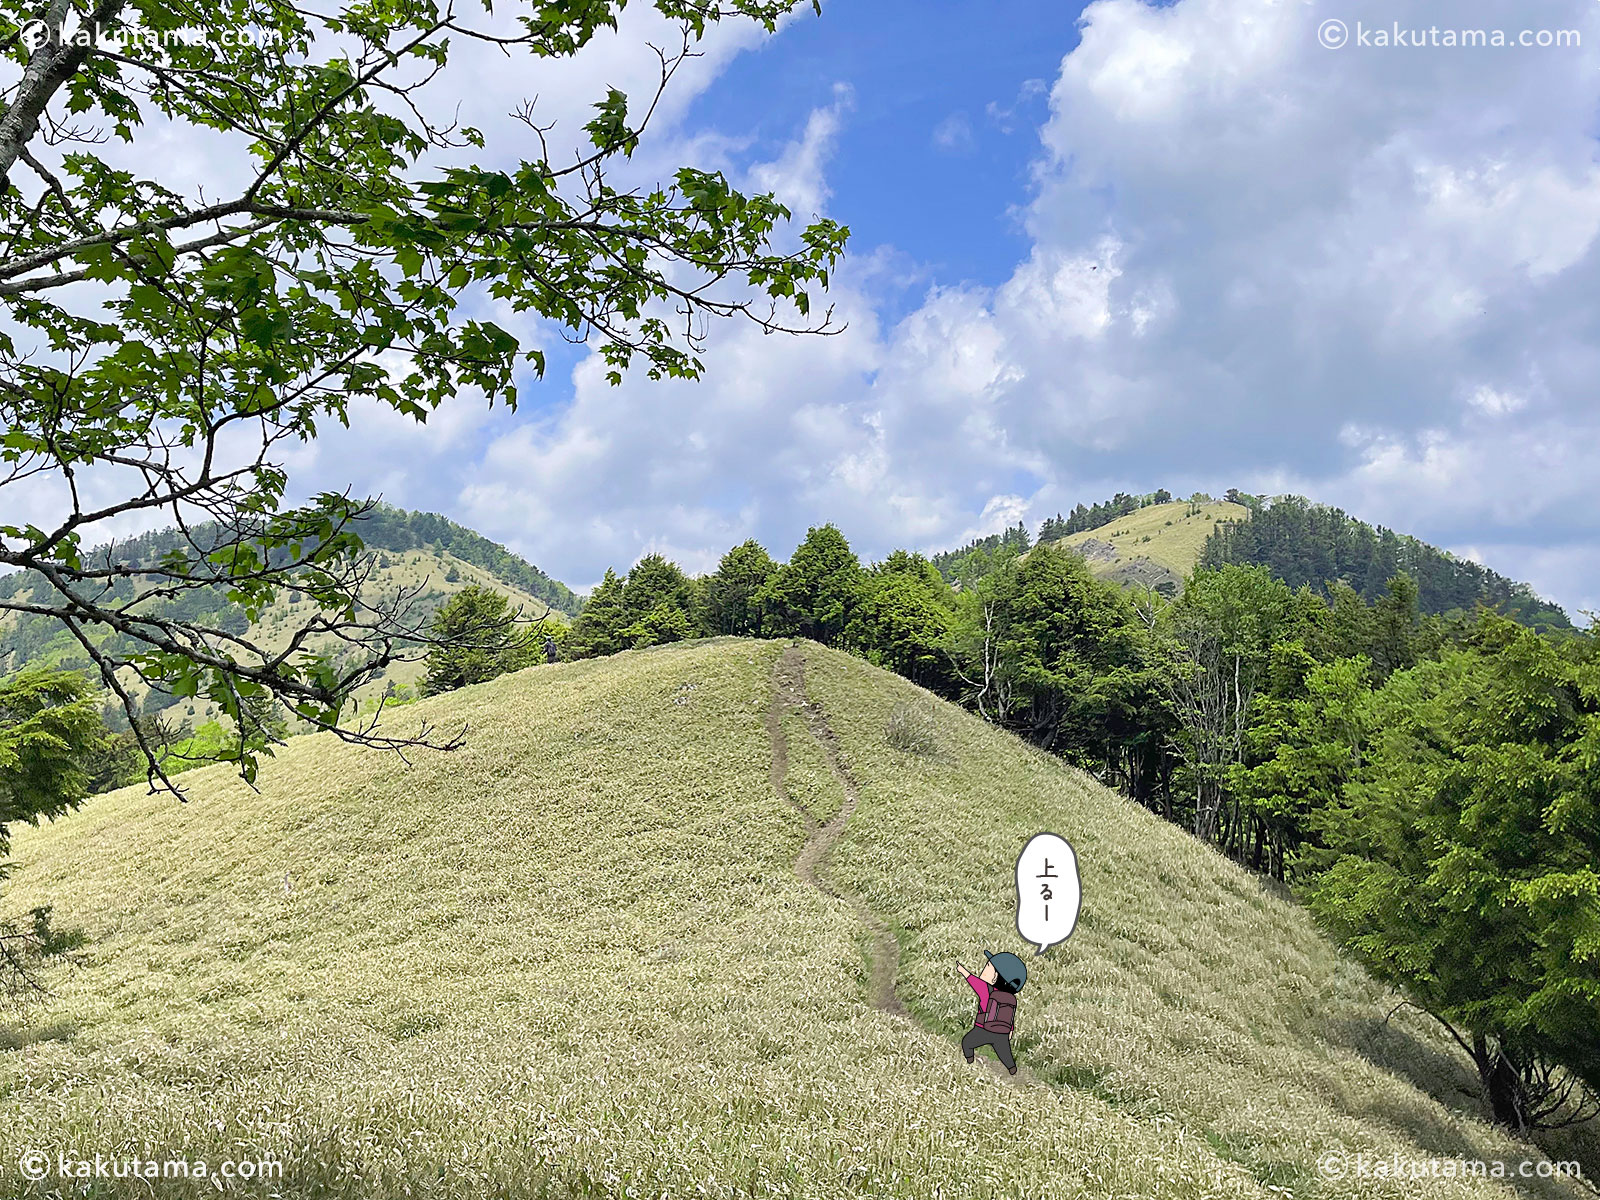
[1001,0,1600,615]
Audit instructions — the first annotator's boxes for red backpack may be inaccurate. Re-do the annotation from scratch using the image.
[980,989,1017,1034]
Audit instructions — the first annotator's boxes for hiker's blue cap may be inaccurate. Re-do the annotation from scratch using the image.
[984,950,1027,991]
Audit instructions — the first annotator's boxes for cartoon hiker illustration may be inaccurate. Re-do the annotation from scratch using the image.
[954,950,1027,1074]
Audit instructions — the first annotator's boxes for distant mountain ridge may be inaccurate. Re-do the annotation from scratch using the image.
[0,508,578,715]
[1050,498,1249,597]
[347,506,579,615]
[932,494,1248,600]
[1201,494,1570,631]
[932,489,1570,631]
[0,505,578,621]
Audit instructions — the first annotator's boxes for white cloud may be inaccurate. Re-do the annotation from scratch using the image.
[1466,385,1527,417]
[954,0,1600,614]
[985,78,1048,134]
[932,112,975,154]
[749,83,853,217]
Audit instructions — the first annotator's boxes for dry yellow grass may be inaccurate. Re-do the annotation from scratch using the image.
[777,707,846,826]
[0,639,1590,1199]
[1054,500,1250,580]
[811,645,1596,1199]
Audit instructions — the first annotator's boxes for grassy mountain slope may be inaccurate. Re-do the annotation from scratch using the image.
[355,507,580,616]
[1046,499,1250,594]
[269,543,570,712]
[1,545,563,727]
[1,641,1590,1199]
[1041,497,1567,629]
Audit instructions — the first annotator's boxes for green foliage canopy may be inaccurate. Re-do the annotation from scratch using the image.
[758,524,861,644]
[1305,617,1600,1129]
[421,586,540,696]
[706,540,778,636]
[847,552,951,685]
[0,669,103,867]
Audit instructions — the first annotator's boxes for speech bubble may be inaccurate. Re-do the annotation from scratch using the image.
[1015,832,1081,955]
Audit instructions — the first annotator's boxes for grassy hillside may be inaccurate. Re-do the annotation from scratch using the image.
[1049,500,1250,594]
[1,641,1591,1198]
[354,506,580,616]
[249,543,569,712]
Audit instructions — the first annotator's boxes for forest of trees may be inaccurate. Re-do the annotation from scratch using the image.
[1200,495,1571,631]
[929,522,1032,581]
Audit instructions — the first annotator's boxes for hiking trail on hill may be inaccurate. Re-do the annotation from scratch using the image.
[768,647,1039,1089]
[770,646,907,1019]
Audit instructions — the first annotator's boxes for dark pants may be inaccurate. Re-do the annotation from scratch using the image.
[961,1026,1016,1072]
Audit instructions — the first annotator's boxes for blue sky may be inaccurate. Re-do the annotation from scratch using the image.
[266,0,1600,621]
[693,1,1076,292]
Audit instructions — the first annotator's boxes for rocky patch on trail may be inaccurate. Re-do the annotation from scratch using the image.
[1104,557,1184,597]
[1070,537,1119,564]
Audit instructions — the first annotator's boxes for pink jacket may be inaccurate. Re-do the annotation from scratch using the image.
[965,973,991,1012]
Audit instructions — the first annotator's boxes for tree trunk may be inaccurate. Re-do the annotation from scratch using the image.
[1474,1034,1527,1131]
[1195,778,1221,843]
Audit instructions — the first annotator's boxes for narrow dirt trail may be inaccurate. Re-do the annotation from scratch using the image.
[768,645,1040,1086]
[770,646,907,1019]
[765,658,815,833]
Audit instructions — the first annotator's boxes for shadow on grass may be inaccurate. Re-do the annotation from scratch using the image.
[0,1020,76,1052]
[1326,1013,1597,1200]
